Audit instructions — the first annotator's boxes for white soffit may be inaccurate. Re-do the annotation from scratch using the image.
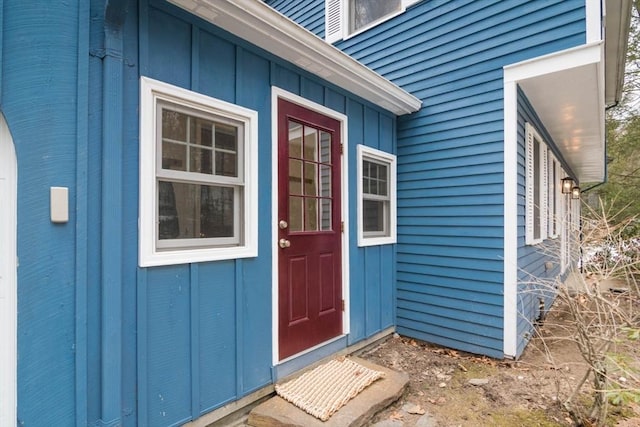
[505,43,605,183]
[166,0,422,115]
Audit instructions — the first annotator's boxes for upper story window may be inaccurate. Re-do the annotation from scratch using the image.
[326,0,422,43]
[139,77,258,267]
[350,0,402,33]
[357,145,396,246]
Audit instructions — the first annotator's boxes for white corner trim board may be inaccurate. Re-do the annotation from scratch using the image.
[585,0,602,43]
[0,113,18,427]
[502,81,518,359]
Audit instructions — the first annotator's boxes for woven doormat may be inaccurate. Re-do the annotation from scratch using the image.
[275,357,385,421]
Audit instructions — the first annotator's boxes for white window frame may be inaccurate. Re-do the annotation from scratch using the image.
[139,77,258,267]
[326,0,422,43]
[525,123,548,245]
[357,144,396,246]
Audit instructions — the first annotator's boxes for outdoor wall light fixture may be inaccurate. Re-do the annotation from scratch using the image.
[561,177,574,194]
[571,186,581,199]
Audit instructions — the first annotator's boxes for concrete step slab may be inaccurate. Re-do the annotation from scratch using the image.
[247,357,408,427]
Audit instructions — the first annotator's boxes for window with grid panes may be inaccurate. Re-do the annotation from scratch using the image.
[139,77,257,266]
[357,145,396,246]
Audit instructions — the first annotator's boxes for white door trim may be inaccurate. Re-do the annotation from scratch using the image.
[0,112,18,427]
[270,87,350,365]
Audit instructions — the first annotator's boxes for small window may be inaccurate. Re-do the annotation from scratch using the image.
[326,0,421,43]
[349,0,402,33]
[357,145,396,246]
[525,123,548,245]
[139,77,258,266]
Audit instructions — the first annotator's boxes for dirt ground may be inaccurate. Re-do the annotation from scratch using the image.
[359,292,640,427]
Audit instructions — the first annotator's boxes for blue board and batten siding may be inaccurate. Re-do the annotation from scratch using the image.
[268,0,587,358]
[138,1,398,425]
[1,1,396,426]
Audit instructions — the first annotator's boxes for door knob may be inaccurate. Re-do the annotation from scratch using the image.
[279,238,291,248]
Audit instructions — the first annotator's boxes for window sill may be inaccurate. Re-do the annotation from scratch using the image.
[139,244,257,267]
[358,236,396,247]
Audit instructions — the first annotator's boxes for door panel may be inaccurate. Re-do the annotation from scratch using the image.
[278,98,342,360]
[319,253,336,313]
[288,255,309,323]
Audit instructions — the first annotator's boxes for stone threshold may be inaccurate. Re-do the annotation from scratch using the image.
[247,357,408,427]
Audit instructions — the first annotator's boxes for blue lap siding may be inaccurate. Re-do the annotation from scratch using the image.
[267,0,326,39]
[269,0,587,358]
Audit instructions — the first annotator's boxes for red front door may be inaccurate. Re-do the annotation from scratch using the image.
[277,98,342,360]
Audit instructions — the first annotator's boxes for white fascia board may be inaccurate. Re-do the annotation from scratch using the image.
[167,0,422,116]
[504,42,602,83]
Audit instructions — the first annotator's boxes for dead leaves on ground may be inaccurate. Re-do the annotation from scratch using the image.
[402,337,501,368]
[389,411,404,420]
[427,397,448,405]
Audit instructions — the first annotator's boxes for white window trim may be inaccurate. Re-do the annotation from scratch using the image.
[326,0,421,43]
[357,144,397,246]
[525,122,548,245]
[139,77,258,267]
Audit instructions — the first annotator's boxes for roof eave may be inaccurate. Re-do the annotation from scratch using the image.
[505,43,606,183]
[166,0,422,116]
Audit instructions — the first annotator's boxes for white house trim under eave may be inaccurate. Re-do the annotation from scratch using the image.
[504,42,605,183]
[166,0,422,116]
